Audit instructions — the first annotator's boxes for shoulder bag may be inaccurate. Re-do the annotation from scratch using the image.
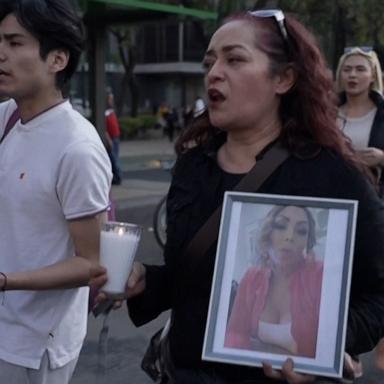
[0,108,20,144]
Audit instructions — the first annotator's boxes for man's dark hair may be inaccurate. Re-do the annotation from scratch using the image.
[0,0,85,91]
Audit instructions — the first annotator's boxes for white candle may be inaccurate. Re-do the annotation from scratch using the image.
[100,224,141,296]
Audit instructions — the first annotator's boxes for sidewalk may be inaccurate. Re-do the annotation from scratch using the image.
[110,136,176,208]
[119,133,175,158]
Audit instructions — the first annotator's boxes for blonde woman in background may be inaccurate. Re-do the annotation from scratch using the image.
[336,47,384,197]
[336,46,384,371]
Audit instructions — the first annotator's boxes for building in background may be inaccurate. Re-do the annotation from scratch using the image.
[133,19,207,115]
[70,4,214,122]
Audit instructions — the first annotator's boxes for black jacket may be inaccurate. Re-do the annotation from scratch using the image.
[128,136,384,381]
[369,93,384,196]
[341,91,384,196]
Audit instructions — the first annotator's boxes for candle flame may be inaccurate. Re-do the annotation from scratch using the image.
[118,227,125,236]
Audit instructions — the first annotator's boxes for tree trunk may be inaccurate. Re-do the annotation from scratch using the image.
[116,73,129,116]
[129,74,139,117]
[112,28,139,117]
[127,45,138,117]
[332,1,347,72]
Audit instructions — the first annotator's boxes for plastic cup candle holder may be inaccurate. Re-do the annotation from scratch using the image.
[100,221,142,298]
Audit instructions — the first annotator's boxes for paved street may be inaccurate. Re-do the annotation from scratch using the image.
[70,136,383,384]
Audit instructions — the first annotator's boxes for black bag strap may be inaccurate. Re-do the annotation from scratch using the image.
[183,141,290,273]
[0,108,20,144]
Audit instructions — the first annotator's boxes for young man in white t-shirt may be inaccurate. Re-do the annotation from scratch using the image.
[0,1,112,383]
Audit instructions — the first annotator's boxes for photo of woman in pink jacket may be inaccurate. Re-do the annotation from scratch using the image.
[225,205,323,358]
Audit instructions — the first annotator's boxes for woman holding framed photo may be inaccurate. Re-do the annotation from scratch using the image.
[120,9,384,384]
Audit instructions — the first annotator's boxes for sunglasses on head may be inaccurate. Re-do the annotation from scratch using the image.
[344,46,373,54]
[248,9,288,43]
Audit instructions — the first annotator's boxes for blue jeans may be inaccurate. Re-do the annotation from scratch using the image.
[109,137,121,183]
[111,137,120,167]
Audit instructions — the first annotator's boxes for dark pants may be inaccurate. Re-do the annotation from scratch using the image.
[169,368,275,384]
[169,368,233,384]
[168,368,353,384]
[108,147,121,185]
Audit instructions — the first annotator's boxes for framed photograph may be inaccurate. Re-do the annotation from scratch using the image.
[202,192,358,378]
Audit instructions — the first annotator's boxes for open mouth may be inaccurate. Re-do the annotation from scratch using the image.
[0,69,9,76]
[279,248,294,256]
[208,88,226,103]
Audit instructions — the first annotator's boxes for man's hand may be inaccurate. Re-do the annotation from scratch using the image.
[89,265,107,288]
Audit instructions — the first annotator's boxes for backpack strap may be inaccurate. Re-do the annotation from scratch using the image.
[0,108,20,144]
[183,140,290,275]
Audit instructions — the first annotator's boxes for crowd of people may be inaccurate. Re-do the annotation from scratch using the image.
[0,1,383,384]
[155,97,207,142]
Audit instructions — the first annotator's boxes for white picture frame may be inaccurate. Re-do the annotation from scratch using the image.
[202,192,358,378]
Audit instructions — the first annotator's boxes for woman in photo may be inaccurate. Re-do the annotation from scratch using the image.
[225,205,322,358]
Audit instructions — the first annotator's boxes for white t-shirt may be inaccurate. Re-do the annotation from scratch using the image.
[0,99,112,369]
[338,107,377,150]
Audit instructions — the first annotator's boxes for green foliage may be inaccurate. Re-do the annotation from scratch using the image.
[278,0,384,69]
[140,114,159,129]
[205,0,384,69]
[119,117,141,139]
[119,115,157,139]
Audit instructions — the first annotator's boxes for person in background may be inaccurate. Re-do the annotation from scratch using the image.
[0,1,112,383]
[105,92,122,185]
[336,47,384,197]
[164,106,179,142]
[157,101,170,132]
[193,95,206,118]
[119,9,384,383]
[336,45,384,372]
